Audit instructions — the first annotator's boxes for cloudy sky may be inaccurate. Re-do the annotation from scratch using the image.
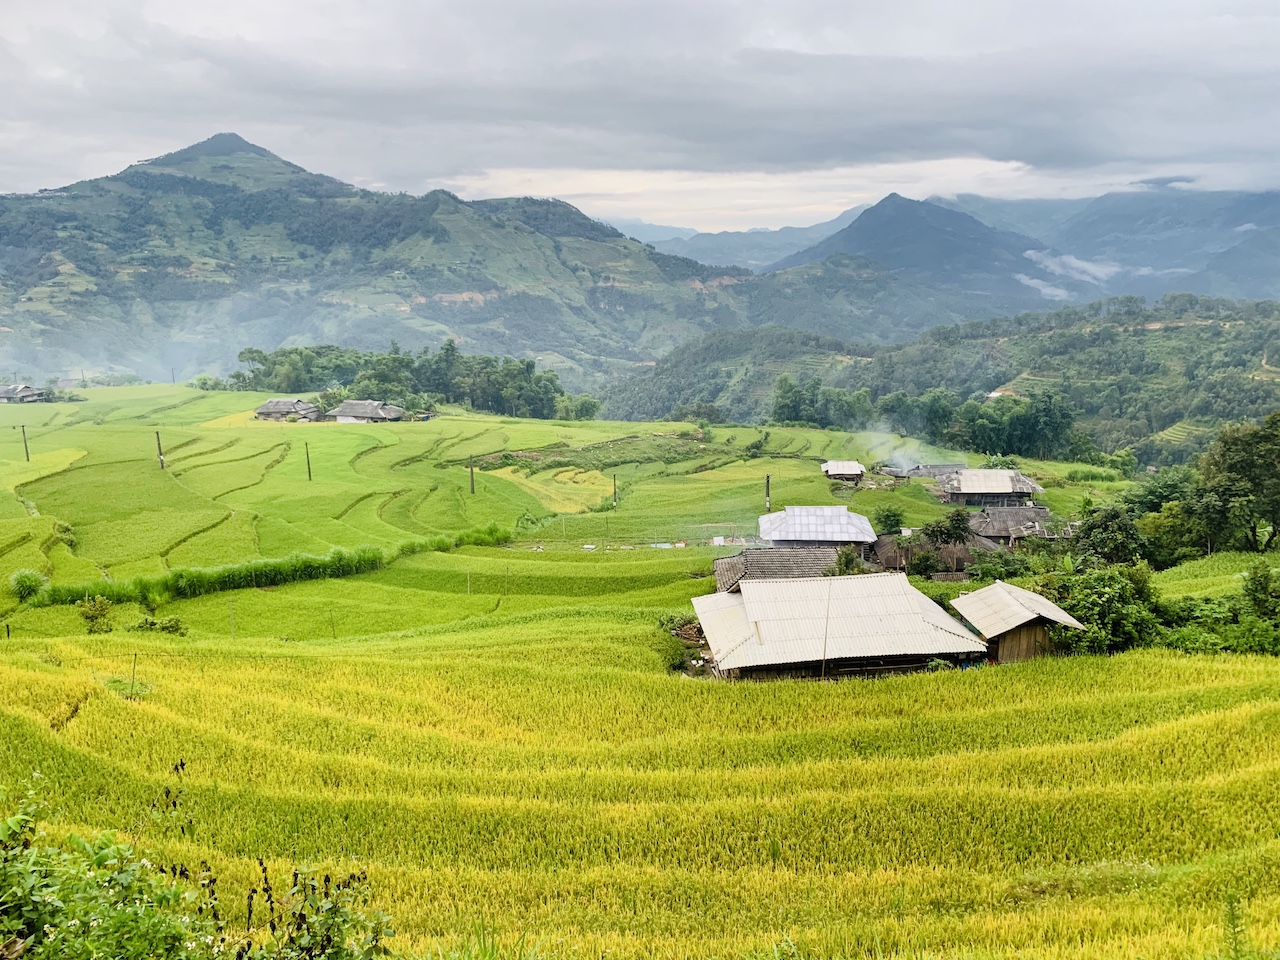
[3,0,1279,230]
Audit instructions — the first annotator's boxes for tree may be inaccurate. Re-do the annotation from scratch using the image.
[1200,412,1280,552]
[921,508,973,571]
[871,506,905,535]
[1074,506,1145,565]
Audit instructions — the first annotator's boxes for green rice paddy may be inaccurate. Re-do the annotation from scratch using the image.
[2,386,1278,959]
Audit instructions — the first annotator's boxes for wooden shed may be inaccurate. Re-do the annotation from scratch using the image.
[936,469,1044,507]
[950,580,1084,662]
[820,460,865,483]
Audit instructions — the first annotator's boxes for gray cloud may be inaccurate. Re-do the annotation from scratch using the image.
[3,0,1280,226]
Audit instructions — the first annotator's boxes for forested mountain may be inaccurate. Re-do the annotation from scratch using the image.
[0,134,1057,385]
[603,294,1280,463]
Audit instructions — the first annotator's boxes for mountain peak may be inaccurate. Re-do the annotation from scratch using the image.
[144,133,297,169]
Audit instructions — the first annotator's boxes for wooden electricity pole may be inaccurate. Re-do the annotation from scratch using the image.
[21,425,29,462]
[613,473,617,510]
[305,442,313,481]
[765,474,771,511]
[155,431,165,470]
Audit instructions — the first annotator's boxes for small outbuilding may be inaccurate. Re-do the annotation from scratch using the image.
[950,579,1084,662]
[936,469,1044,507]
[255,398,322,422]
[0,384,47,403]
[692,572,988,678]
[324,400,408,423]
[713,546,839,593]
[821,460,865,483]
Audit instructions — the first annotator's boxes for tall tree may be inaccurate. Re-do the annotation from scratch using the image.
[1200,412,1280,552]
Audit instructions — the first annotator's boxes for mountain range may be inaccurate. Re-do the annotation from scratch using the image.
[2,132,1280,386]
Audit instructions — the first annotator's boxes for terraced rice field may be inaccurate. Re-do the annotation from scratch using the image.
[2,386,1278,958]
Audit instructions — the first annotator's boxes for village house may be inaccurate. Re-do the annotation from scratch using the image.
[0,384,47,403]
[758,505,876,554]
[692,572,989,678]
[968,505,1059,544]
[936,469,1044,507]
[713,546,839,593]
[254,398,322,422]
[820,460,865,483]
[950,580,1084,662]
[324,400,408,423]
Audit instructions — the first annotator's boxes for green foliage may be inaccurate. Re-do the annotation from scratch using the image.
[1033,566,1164,653]
[1200,411,1280,552]
[74,595,114,634]
[823,545,875,576]
[8,568,46,603]
[770,375,872,429]
[1242,561,1279,620]
[131,615,189,636]
[0,782,214,960]
[870,506,904,535]
[1074,507,1146,565]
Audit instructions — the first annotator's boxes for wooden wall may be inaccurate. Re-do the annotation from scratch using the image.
[993,622,1051,662]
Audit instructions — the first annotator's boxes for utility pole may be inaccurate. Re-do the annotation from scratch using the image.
[155,431,165,470]
[765,474,771,511]
[613,473,617,510]
[21,425,29,462]
[305,442,313,481]
[469,455,475,494]
[170,368,175,385]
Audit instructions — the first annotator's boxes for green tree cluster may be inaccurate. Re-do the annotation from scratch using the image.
[211,341,598,420]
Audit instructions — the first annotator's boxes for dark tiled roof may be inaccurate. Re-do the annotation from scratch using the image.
[255,398,321,418]
[713,546,840,592]
[326,399,407,420]
[968,506,1054,538]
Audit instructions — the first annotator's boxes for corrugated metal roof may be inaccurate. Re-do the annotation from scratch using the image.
[693,573,987,671]
[821,460,865,477]
[938,470,1045,495]
[713,547,839,592]
[758,506,876,544]
[951,580,1084,638]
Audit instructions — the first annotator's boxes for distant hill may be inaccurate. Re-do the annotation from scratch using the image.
[606,293,1280,462]
[650,205,867,271]
[768,193,1098,310]
[606,217,698,243]
[934,186,1280,300]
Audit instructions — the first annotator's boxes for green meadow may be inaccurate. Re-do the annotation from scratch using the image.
[2,386,1279,958]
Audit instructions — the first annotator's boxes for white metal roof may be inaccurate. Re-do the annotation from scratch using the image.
[950,580,1084,638]
[692,573,987,671]
[821,460,865,476]
[940,469,1045,495]
[758,505,876,544]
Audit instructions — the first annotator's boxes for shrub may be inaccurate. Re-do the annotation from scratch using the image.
[906,550,942,577]
[74,595,114,634]
[8,569,47,603]
[132,616,188,637]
